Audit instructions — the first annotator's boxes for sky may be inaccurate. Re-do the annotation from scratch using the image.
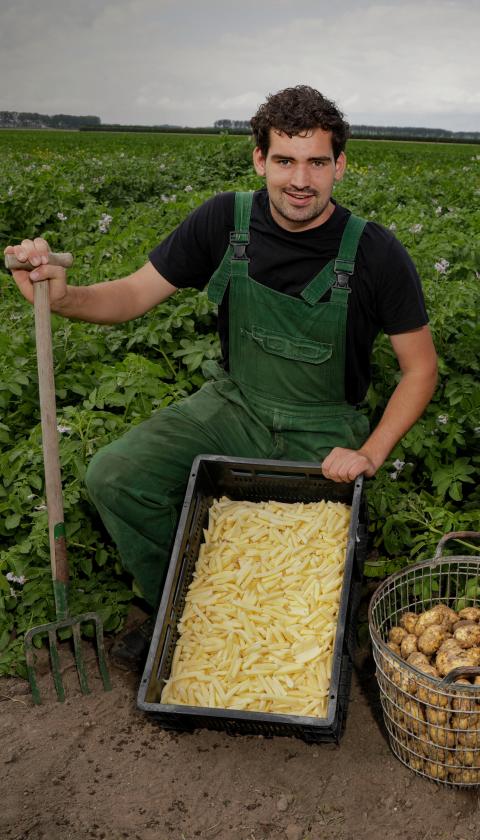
[1,0,479,132]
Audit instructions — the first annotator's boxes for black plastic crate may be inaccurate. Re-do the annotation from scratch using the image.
[137,455,367,742]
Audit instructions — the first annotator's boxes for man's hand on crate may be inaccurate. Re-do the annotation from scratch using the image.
[322,447,376,483]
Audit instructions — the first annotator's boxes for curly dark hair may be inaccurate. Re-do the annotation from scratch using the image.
[250,85,350,160]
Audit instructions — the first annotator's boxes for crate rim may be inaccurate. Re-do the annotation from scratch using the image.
[137,454,365,737]
[138,696,340,727]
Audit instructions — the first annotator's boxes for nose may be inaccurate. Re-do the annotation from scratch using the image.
[290,164,311,190]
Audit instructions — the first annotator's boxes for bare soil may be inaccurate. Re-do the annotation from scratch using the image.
[2,607,480,840]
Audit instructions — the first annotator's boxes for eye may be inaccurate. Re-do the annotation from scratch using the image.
[312,160,327,167]
[277,159,291,166]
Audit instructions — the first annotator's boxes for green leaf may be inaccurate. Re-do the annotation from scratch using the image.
[0,627,11,652]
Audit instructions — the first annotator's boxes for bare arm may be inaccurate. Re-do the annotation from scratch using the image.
[4,238,177,323]
[50,262,178,323]
[322,325,438,482]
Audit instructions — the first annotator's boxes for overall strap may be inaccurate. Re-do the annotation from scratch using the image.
[301,213,368,306]
[207,191,253,305]
[232,190,254,254]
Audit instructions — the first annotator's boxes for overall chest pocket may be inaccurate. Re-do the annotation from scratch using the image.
[244,325,333,365]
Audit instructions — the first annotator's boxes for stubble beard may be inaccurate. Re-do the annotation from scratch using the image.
[269,190,332,229]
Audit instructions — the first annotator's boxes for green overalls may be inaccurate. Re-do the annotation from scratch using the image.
[86,193,370,607]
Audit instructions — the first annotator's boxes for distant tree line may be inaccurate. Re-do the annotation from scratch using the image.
[1,111,479,143]
[213,119,480,143]
[350,123,480,142]
[214,119,251,130]
[81,123,222,134]
[0,111,100,129]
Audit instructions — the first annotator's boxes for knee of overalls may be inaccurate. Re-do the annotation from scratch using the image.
[84,445,130,507]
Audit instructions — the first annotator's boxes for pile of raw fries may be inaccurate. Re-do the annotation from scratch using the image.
[161,496,350,717]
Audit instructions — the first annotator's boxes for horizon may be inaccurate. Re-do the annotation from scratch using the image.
[2,112,479,136]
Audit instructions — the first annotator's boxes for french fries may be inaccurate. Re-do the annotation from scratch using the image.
[161,496,351,717]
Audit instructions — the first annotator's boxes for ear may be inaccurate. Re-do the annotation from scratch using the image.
[253,146,266,177]
[334,151,347,183]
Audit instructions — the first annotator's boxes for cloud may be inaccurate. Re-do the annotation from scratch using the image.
[1,0,479,130]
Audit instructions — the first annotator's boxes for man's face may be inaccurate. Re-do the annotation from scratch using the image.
[253,127,346,232]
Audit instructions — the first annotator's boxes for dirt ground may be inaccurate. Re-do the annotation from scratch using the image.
[2,606,480,840]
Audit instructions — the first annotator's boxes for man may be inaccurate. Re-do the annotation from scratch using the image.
[6,86,437,668]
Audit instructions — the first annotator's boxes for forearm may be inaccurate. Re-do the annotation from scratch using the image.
[8,246,178,324]
[322,325,438,482]
[52,277,140,324]
[359,366,438,470]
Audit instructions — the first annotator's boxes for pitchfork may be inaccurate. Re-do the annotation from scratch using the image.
[5,252,111,704]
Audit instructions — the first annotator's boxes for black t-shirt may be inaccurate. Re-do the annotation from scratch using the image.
[149,189,428,405]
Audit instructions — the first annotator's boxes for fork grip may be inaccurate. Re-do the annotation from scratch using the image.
[5,252,73,272]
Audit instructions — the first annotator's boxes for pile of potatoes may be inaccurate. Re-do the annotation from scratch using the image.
[380,603,480,784]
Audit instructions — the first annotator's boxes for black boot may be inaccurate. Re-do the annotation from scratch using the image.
[110,615,156,672]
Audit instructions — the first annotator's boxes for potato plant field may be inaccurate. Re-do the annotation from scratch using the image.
[0,130,478,677]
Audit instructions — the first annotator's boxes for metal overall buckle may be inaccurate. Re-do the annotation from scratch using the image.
[230,231,250,260]
[333,257,354,292]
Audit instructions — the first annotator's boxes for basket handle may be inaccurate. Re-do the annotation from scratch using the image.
[439,665,480,687]
[433,531,480,561]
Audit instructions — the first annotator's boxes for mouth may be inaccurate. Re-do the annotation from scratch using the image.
[284,190,316,206]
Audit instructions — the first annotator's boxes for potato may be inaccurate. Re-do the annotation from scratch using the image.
[401,633,418,659]
[417,678,447,706]
[436,645,460,676]
[414,606,454,637]
[439,637,463,652]
[407,755,425,772]
[458,607,480,622]
[452,619,477,633]
[429,724,455,748]
[436,643,478,677]
[406,651,431,670]
[458,728,480,748]
[452,679,476,713]
[379,651,395,680]
[391,663,418,694]
[470,647,480,665]
[435,605,460,630]
[444,751,459,770]
[449,767,480,784]
[417,624,449,656]
[455,748,476,767]
[425,706,449,726]
[454,623,480,649]
[387,698,404,725]
[388,626,408,645]
[424,760,448,781]
[403,699,426,736]
[422,743,446,763]
[418,664,440,679]
[406,656,440,697]
[421,686,450,708]
[386,641,401,656]
[399,611,418,634]
[451,712,479,730]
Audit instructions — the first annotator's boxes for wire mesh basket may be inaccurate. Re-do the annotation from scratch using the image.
[368,531,480,786]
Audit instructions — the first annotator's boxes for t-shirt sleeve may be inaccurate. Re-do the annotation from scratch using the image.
[370,227,429,335]
[148,192,234,290]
